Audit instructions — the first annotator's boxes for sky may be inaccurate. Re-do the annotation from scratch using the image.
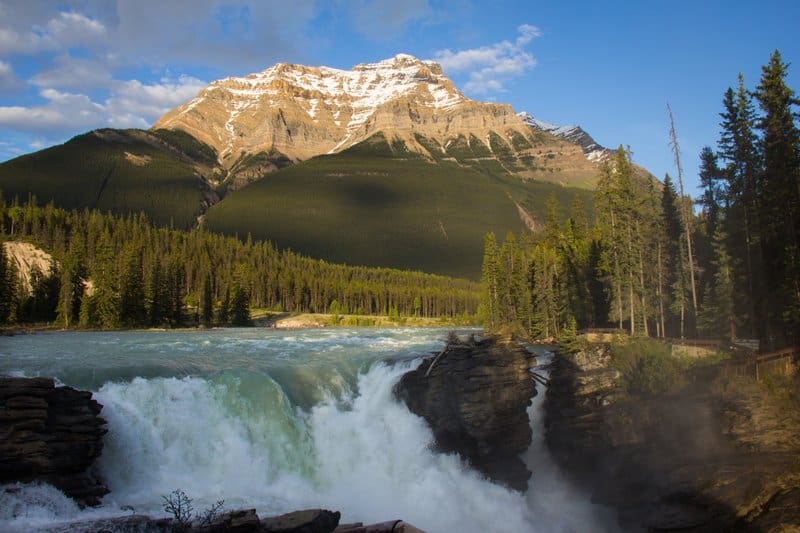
[1,0,799,194]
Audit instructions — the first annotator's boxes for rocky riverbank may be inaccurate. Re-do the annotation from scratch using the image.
[545,342,800,531]
[0,376,108,506]
[394,333,536,491]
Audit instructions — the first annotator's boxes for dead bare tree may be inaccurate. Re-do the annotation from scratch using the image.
[667,103,698,333]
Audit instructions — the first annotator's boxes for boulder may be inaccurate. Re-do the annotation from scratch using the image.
[394,334,536,491]
[0,376,108,506]
[261,509,341,533]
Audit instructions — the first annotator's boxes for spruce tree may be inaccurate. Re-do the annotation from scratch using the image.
[201,274,213,327]
[120,245,146,327]
[0,242,15,324]
[754,50,800,347]
[717,73,762,340]
[480,232,500,330]
[698,225,736,340]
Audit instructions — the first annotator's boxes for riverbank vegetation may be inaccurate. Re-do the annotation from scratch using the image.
[481,50,799,351]
[0,203,480,329]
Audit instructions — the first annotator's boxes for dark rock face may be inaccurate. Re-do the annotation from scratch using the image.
[0,376,108,506]
[394,334,536,491]
[545,344,800,532]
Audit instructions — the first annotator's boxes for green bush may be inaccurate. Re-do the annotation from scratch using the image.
[611,338,686,394]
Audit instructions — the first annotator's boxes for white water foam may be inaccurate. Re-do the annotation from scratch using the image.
[0,331,617,532]
[88,362,533,532]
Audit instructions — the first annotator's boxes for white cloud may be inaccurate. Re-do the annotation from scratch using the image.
[31,55,113,90]
[42,11,107,48]
[0,10,107,55]
[434,24,541,94]
[0,88,105,132]
[105,75,206,127]
[0,75,206,133]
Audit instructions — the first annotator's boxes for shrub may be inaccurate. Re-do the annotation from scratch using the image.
[610,338,686,394]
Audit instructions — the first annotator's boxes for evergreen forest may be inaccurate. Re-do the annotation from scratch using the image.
[481,51,800,351]
[0,201,480,329]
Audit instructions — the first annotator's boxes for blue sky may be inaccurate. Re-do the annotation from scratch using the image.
[1,0,799,194]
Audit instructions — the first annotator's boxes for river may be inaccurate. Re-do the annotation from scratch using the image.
[0,327,617,532]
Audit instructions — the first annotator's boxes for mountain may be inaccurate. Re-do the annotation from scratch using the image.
[0,128,223,228]
[517,111,612,163]
[154,54,602,190]
[0,54,616,277]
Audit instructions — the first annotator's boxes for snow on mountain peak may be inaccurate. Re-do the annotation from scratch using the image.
[518,111,610,162]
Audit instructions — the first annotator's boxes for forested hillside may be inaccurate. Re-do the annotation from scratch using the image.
[0,201,480,329]
[204,132,595,279]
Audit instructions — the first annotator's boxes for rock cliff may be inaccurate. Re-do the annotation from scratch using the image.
[0,376,108,506]
[545,343,800,531]
[394,334,536,491]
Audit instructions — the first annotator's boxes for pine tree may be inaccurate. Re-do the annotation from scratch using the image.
[201,273,213,327]
[661,174,686,337]
[0,242,15,324]
[148,257,166,327]
[697,146,723,244]
[91,229,120,328]
[230,285,251,326]
[480,232,500,330]
[754,49,800,347]
[119,245,146,327]
[717,73,763,340]
[217,287,230,325]
[698,225,737,340]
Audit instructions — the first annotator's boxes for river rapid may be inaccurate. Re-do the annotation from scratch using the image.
[0,327,617,532]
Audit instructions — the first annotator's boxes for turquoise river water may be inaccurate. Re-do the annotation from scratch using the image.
[0,327,617,532]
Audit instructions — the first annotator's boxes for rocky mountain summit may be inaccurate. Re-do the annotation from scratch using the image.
[154,54,602,188]
[518,111,611,163]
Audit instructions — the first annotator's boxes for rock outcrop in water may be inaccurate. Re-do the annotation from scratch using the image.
[0,376,108,506]
[36,507,429,532]
[546,343,800,531]
[394,334,536,491]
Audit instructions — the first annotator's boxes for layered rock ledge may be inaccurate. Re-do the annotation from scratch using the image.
[394,334,536,491]
[545,343,800,531]
[0,376,108,506]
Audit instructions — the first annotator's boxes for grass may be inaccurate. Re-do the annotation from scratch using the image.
[204,133,595,279]
[0,129,217,228]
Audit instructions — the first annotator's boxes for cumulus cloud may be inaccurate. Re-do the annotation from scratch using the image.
[31,55,114,90]
[42,11,107,48]
[105,75,206,127]
[0,75,206,134]
[0,88,105,132]
[0,10,107,55]
[434,24,541,94]
[1,1,316,70]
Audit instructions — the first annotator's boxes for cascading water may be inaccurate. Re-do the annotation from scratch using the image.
[0,328,616,532]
